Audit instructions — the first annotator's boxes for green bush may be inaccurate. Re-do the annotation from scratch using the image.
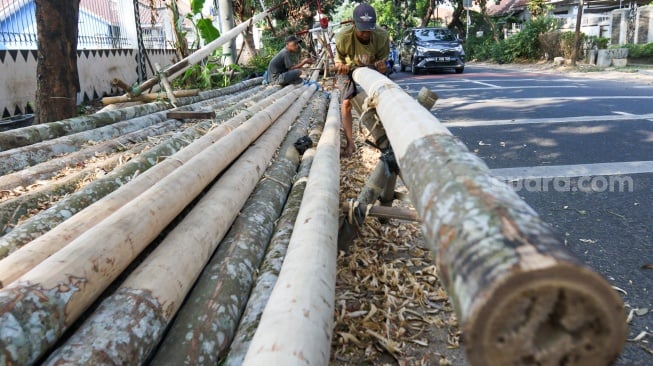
[467,16,560,63]
[623,43,653,59]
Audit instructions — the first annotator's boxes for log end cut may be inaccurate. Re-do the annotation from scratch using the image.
[464,264,627,366]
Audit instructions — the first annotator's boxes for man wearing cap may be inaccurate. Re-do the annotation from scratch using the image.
[335,3,389,158]
[267,35,315,86]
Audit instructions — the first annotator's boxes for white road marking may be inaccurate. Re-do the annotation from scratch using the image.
[443,113,653,127]
[466,79,501,88]
[491,161,653,180]
[397,78,578,87]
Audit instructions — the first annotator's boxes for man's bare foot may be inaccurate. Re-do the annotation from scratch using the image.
[341,143,355,158]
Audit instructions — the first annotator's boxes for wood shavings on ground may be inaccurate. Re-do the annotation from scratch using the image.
[332,124,467,366]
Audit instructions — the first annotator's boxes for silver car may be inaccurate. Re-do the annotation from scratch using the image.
[399,27,465,74]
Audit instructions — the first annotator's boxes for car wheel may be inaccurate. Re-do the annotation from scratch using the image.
[411,57,420,75]
[455,66,464,74]
[399,58,406,72]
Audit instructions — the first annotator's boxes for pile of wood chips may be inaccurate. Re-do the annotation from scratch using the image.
[331,124,467,366]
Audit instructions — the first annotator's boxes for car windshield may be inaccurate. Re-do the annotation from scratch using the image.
[414,29,456,42]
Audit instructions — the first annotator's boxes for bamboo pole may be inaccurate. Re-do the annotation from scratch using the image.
[150,88,324,366]
[154,62,178,107]
[224,95,328,366]
[242,90,341,366]
[0,87,304,365]
[48,85,318,366]
[0,86,284,284]
[352,68,627,365]
[128,8,277,97]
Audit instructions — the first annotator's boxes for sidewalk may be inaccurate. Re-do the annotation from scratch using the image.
[470,60,653,85]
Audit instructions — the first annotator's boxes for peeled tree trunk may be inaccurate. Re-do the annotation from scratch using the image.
[352,68,627,365]
[0,85,285,286]
[242,90,342,366]
[224,95,329,366]
[0,120,180,191]
[150,87,323,366]
[44,84,319,366]
[0,87,305,365]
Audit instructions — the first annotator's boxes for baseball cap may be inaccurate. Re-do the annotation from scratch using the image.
[353,3,376,31]
[285,35,300,44]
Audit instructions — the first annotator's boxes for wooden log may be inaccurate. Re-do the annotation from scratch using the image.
[47,85,319,366]
[0,120,181,191]
[0,78,260,153]
[0,120,191,260]
[154,62,178,107]
[100,89,199,105]
[242,90,341,366]
[0,85,285,284]
[166,111,215,120]
[0,87,305,365]
[0,110,176,175]
[150,88,324,366]
[224,95,328,366]
[352,68,627,365]
[0,151,135,235]
[96,102,144,113]
[0,103,167,152]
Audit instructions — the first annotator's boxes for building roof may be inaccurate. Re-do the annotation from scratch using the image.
[486,0,529,17]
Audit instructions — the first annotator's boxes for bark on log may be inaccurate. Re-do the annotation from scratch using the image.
[0,103,167,152]
[0,151,135,235]
[242,90,341,366]
[0,84,267,191]
[46,85,319,366]
[224,95,328,366]
[0,77,260,152]
[0,111,179,175]
[150,88,325,366]
[0,87,306,365]
[0,120,181,191]
[0,86,284,282]
[100,89,199,106]
[352,68,627,365]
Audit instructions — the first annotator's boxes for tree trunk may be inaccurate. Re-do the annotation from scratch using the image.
[242,91,341,366]
[34,0,81,124]
[0,86,281,278]
[352,68,627,366]
[0,120,180,191]
[44,85,319,366]
[0,87,305,365]
[224,94,328,366]
[0,103,167,152]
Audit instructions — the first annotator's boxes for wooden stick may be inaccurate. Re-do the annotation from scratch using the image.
[154,62,178,107]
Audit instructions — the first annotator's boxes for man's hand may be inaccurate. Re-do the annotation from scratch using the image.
[374,60,387,74]
[335,62,350,75]
[302,57,315,65]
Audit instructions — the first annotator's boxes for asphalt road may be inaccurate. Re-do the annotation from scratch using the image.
[390,64,653,365]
